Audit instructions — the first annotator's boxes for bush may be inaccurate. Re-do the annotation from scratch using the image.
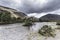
[38,25,56,37]
[39,19,49,22]
[10,17,17,23]
[0,11,12,23]
[23,22,33,26]
[16,17,23,23]
[56,22,60,25]
[23,18,33,27]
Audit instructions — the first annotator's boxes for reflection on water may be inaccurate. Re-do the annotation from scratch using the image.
[0,22,60,40]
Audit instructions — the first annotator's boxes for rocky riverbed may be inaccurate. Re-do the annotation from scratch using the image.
[0,22,60,40]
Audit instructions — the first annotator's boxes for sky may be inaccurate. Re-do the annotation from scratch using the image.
[0,0,60,18]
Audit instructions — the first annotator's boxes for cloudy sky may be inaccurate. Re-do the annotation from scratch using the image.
[0,0,60,18]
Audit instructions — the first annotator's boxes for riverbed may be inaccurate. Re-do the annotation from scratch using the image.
[0,22,60,40]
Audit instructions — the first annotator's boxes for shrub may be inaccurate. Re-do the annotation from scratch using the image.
[16,17,23,23]
[38,25,56,37]
[23,18,33,27]
[39,19,49,22]
[0,11,12,23]
[23,22,33,26]
[56,22,60,25]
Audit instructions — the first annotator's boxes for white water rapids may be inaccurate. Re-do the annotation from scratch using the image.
[0,22,60,40]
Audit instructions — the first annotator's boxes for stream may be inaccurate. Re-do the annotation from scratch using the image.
[0,22,60,40]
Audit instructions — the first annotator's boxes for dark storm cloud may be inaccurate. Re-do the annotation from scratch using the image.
[41,0,60,12]
[0,0,60,13]
[18,0,60,13]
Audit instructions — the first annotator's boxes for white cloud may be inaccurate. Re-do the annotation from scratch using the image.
[11,0,22,6]
[49,9,60,15]
[27,9,60,18]
[27,13,48,18]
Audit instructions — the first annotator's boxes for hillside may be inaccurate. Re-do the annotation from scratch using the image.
[0,5,27,24]
[0,5,40,24]
[39,14,60,22]
[0,5,27,18]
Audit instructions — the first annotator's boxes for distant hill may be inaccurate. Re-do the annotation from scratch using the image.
[39,14,60,22]
[0,5,27,18]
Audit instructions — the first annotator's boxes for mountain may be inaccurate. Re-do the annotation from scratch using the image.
[0,5,27,18]
[0,5,40,24]
[39,14,60,22]
[0,5,27,24]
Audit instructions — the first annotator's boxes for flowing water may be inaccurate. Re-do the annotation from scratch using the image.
[0,22,60,40]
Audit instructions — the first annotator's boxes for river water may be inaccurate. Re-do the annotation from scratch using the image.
[0,22,60,40]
